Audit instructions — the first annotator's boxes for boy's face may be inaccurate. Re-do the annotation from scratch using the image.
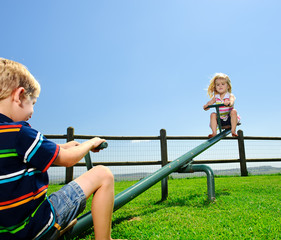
[16,95,37,121]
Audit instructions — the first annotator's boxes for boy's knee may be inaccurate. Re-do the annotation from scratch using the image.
[93,165,114,183]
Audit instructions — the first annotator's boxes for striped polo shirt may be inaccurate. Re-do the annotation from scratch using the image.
[0,114,60,239]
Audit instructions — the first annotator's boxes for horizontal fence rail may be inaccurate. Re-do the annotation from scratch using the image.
[45,127,281,184]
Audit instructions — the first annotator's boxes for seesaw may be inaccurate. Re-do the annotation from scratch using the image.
[59,118,232,239]
[205,104,241,133]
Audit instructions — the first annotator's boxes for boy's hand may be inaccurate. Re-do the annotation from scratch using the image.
[90,137,106,152]
[55,138,106,167]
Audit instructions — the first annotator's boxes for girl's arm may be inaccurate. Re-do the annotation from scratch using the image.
[203,97,216,110]
[225,93,236,106]
[54,137,106,167]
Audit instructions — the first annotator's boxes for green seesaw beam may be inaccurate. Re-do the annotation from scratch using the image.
[61,128,231,239]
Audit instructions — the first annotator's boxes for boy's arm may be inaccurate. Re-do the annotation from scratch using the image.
[59,141,80,149]
[54,137,105,167]
[203,97,216,110]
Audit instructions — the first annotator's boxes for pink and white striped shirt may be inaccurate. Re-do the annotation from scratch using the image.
[215,92,240,122]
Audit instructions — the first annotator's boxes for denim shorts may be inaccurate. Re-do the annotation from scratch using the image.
[40,181,86,239]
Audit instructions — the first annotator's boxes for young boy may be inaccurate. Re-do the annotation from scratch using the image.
[0,58,121,240]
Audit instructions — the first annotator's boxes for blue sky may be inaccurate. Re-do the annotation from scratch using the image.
[1,0,281,137]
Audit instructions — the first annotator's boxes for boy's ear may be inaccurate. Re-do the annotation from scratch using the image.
[12,87,25,104]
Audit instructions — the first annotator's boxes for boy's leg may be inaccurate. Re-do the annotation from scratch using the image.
[230,109,238,137]
[74,165,114,240]
[209,112,217,138]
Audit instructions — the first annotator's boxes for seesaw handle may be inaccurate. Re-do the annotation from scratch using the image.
[206,103,225,109]
[84,142,108,171]
[95,142,108,150]
[205,104,226,133]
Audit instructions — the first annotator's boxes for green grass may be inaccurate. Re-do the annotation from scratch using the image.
[48,175,281,240]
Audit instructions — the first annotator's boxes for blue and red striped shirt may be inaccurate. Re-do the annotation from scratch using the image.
[0,113,60,239]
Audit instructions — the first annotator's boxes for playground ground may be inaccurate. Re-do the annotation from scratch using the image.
[49,174,281,240]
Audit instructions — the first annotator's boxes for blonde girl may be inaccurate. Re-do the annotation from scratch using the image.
[203,73,240,137]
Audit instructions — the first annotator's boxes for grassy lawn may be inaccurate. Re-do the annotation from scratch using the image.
[48,174,281,240]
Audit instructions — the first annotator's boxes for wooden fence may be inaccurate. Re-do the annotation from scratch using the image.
[46,127,281,184]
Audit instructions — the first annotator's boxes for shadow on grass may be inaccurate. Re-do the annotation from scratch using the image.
[215,189,231,198]
[113,215,141,226]
[75,189,233,238]
[112,202,166,226]
[157,193,216,207]
[113,192,221,227]
[157,188,231,208]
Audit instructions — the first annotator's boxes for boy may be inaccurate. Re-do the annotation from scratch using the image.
[0,58,121,239]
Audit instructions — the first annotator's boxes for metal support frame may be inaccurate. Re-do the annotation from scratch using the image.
[177,164,215,201]
[206,104,225,133]
[214,105,223,133]
[84,153,93,170]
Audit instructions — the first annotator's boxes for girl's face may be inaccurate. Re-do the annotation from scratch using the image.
[215,78,228,95]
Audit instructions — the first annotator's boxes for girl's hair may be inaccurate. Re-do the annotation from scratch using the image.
[0,58,40,101]
[207,73,232,98]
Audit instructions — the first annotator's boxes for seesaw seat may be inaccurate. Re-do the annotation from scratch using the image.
[221,122,241,130]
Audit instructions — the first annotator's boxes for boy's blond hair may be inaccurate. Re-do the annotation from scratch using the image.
[207,73,232,98]
[0,58,40,101]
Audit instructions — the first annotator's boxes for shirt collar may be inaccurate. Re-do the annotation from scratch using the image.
[215,92,230,100]
[0,113,14,123]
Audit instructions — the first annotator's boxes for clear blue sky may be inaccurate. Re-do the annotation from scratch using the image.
[1,0,281,137]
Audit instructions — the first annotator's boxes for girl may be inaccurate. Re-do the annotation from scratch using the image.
[203,73,240,138]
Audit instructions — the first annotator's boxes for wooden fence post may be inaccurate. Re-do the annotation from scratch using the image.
[160,129,168,201]
[65,127,74,183]
[237,129,248,176]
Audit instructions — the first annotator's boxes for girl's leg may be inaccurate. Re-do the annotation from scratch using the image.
[230,109,238,137]
[74,165,116,240]
[209,112,217,138]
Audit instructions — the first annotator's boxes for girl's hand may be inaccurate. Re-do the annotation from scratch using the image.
[204,97,216,110]
[224,99,230,106]
[203,104,209,110]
